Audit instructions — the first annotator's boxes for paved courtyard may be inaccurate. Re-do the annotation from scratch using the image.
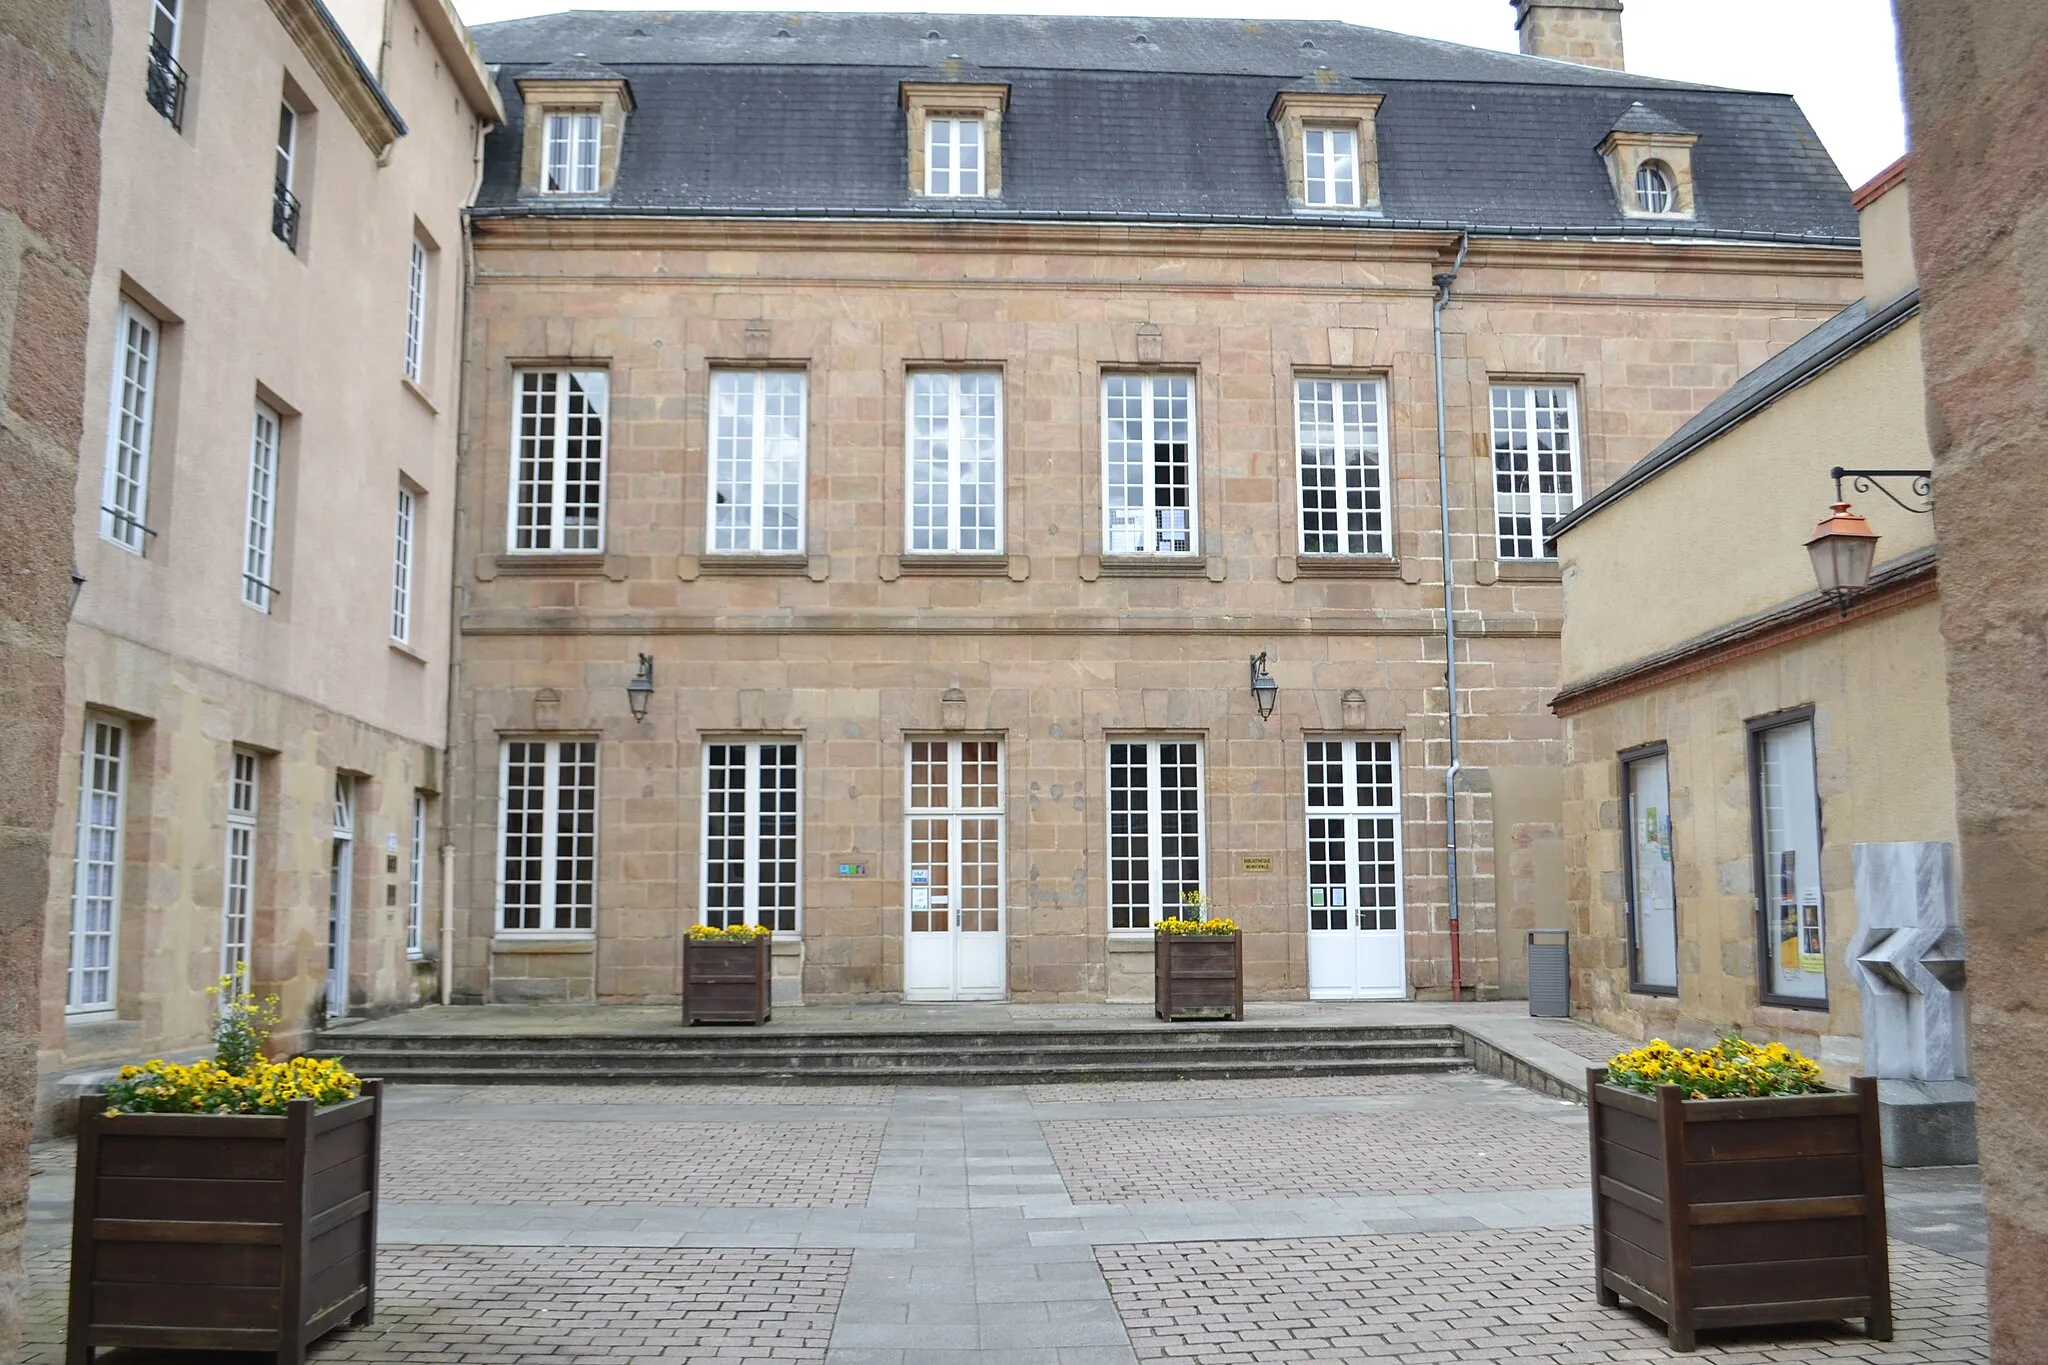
[21,1072,1989,1363]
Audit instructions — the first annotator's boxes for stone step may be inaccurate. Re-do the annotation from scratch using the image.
[311,1023,1462,1053]
[308,1054,1474,1086]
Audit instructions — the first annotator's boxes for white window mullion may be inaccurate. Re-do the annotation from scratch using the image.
[1490,384,1580,560]
[709,372,805,555]
[391,485,415,643]
[1104,375,1196,557]
[222,750,257,984]
[102,303,158,552]
[1296,377,1387,557]
[68,719,127,1012]
[408,791,426,958]
[404,239,427,384]
[242,403,280,611]
[498,739,596,936]
[510,369,607,553]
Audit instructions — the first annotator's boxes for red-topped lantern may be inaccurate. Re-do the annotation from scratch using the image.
[1806,501,1880,609]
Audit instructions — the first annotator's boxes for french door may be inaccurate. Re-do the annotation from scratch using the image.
[1304,738,1408,1000]
[903,739,1006,1000]
[327,775,354,1020]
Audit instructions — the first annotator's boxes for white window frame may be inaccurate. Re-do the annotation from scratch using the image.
[1489,384,1581,560]
[1106,739,1206,932]
[391,484,415,643]
[907,371,1003,555]
[1102,374,1197,556]
[924,116,985,197]
[1754,717,1827,1006]
[1303,124,1360,208]
[1635,161,1675,214]
[407,791,427,958]
[327,774,354,1020]
[68,717,128,1014]
[242,402,280,611]
[700,740,803,935]
[276,103,296,194]
[150,0,180,58]
[497,739,598,936]
[101,302,159,552]
[222,749,257,986]
[708,370,807,555]
[542,111,601,194]
[1302,737,1403,932]
[508,369,608,554]
[1295,376,1389,557]
[403,238,428,384]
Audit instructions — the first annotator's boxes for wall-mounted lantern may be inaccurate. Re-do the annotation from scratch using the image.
[625,653,654,723]
[1249,651,1278,720]
[1806,465,1932,611]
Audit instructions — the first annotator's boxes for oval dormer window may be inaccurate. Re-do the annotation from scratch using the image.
[1635,161,1675,214]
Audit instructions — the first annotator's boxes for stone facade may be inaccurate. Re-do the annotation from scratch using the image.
[1512,0,1626,71]
[1,0,108,1346]
[1895,1,2048,1357]
[33,0,497,1130]
[449,218,1859,1009]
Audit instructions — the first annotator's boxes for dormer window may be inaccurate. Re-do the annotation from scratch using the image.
[516,59,633,200]
[901,83,1009,200]
[1270,90,1384,214]
[1634,161,1674,214]
[1599,103,1698,220]
[1303,125,1359,208]
[925,117,983,197]
[543,111,601,194]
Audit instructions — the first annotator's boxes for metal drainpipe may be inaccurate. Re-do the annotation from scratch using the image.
[1432,231,1470,1002]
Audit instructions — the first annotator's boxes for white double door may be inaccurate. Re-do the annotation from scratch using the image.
[903,739,1006,1001]
[1304,738,1409,1000]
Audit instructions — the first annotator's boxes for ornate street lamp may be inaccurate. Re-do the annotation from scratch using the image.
[625,653,655,722]
[1805,502,1881,612]
[1249,651,1278,720]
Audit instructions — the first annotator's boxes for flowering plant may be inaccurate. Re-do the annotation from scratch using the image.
[1604,1033,1826,1100]
[686,922,775,941]
[1154,917,1240,936]
[210,963,281,1075]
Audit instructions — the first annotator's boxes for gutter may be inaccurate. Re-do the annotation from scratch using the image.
[1432,230,1469,1004]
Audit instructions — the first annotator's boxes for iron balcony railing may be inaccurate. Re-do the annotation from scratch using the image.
[145,40,186,130]
[272,181,301,251]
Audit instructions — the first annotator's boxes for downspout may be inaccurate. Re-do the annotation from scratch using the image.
[1432,231,1470,1002]
[440,112,491,1007]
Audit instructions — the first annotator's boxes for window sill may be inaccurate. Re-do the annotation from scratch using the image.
[898,554,1010,577]
[401,376,438,414]
[1295,556,1401,579]
[1097,555,1211,579]
[1106,934,1157,952]
[481,552,625,581]
[490,937,596,954]
[1493,559,1564,583]
[698,554,811,577]
[389,639,428,666]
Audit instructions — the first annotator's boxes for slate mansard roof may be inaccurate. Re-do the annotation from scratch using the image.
[471,10,1858,242]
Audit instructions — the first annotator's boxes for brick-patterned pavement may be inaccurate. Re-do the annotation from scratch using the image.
[445,1082,900,1106]
[1043,1103,1588,1202]
[381,1118,885,1206]
[1098,1230,1989,1363]
[1024,1073,1482,1104]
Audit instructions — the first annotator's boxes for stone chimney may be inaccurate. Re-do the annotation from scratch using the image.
[1853,157,1915,308]
[1511,0,1626,71]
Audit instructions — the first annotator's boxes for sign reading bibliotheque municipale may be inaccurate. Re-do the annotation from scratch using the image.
[1240,856,1274,873]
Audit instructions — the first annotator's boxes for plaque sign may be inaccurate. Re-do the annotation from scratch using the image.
[1240,855,1274,874]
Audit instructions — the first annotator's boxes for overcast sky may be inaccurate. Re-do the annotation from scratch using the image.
[451,0,1907,186]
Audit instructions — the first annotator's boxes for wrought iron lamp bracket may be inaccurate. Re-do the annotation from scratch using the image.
[1830,466,1933,515]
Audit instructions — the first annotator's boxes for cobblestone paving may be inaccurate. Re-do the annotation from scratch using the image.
[1043,1104,1587,1202]
[381,1119,885,1206]
[1098,1230,1989,1363]
[1024,1074,1482,1104]
[441,1082,900,1106]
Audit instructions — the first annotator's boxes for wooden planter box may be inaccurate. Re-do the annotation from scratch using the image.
[1154,931,1243,1021]
[683,935,773,1024]
[68,1079,382,1364]
[1587,1068,1891,1352]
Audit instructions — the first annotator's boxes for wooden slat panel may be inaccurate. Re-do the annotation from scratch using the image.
[1690,1194,1866,1226]
[1600,1235,1670,1299]
[98,1134,287,1181]
[1598,1141,1664,1196]
[1590,1082,1659,1120]
[1694,1217,1866,1267]
[90,1114,287,1139]
[308,1217,370,1277]
[307,1192,372,1240]
[304,1251,370,1323]
[96,1176,285,1223]
[309,1118,372,1176]
[91,1324,281,1350]
[309,1153,373,1212]
[305,1286,369,1338]
[1692,1296,1872,1330]
[93,1280,281,1329]
[95,1241,280,1286]
[1598,1107,1662,1159]
[1685,1115,1864,1163]
[309,1095,376,1136]
[1686,1154,1865,1204]
[1604,1199,1670,1261]
[1603,1268,1670,1316]
[1692,1255,1872,1308]
[92,1218,283,1245]
[1682,1092,1861,1123]
[1598,1176,1665,1221]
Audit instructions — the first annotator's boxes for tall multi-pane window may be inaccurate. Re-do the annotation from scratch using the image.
[1107,740,1204,930]
[327,775,354,1018]
[221,750,257,985]
[273,103,300,250]
[908,372,1001,554]
[68,719,127,1012]
[709,371,806,554]
[509,369,607,552]
[390,485,415,643]
[1752,717,1826,1005]
[542,111,601,193]
[145,0,186,128]
[242,403,280,611]
[1295,377,1388,557]
[498,740,597,934]
[925,117,984,197]
[101,303,158,552]
[1303,739,1401,932]
[1102,375,1196,556]
[702,741,801,933]
[1303,125,1360,207]
[1490,384,1581,559]
[407,792,426,958]
[1623,746,1678,993]
[403,239,427,384]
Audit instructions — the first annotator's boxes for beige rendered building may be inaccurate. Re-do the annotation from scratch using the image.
[1550,163,1948,1071]
[445,8,1863,1010]
[36,0,501,1121]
